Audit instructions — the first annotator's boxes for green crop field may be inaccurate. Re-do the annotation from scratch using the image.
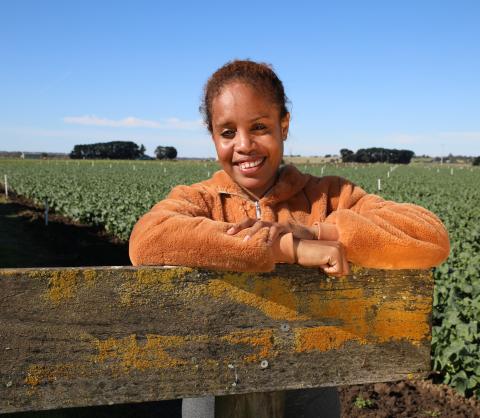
[1,159,479,397]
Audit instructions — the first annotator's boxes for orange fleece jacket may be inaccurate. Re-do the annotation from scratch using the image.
[129,165,450,271]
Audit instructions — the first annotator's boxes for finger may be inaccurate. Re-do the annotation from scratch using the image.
[267,224,288,244]
[227,218,256,234]
[319,246,347,276]
[322,241,348,275]
[321,265,342,277]
[244,221,268,241]
[321,257,341,275]
[336,243,350,276]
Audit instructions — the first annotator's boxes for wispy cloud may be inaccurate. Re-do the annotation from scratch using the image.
[438,131,480,140]
[63,115,203,130]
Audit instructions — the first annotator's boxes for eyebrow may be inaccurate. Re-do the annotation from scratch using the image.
[214,115,270,129]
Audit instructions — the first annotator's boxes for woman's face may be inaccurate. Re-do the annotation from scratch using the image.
[210,82,290,198]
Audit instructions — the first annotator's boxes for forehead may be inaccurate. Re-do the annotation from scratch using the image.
[211,82,279,124]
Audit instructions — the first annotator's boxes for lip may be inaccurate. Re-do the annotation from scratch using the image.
[235,157,266,174]
[234,156,265,164]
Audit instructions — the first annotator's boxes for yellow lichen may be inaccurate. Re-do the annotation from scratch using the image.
[294,326,366,353]
[25,363,76,387]
[206,273,309,321]
[119,267,192,306]
[373,296,431,344]
[45,270,78,304]
[221,329,275,362]
[27,270,47,279]
[95,334,189,371]
[304,286,431,346]
[307,288,372,339]
[25,366,42,386]
[82,269,97,287]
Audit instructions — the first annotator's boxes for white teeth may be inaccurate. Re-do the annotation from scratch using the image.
[239,159,263,169]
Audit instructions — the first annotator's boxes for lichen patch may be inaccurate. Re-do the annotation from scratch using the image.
[119,267,192,306]
[206,273,309,321]
[44,270,78,305]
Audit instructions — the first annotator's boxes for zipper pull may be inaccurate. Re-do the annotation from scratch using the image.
[255,201,262,219]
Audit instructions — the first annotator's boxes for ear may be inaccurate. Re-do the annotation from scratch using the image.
[281,112,290,141]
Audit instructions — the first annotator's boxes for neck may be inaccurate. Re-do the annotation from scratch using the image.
[237,167,282,200]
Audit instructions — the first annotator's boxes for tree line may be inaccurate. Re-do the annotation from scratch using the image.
[69,141,177,160]
[340,148,415,164]
[67,142,478,165]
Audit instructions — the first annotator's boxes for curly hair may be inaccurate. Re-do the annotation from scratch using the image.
[200,59,290,133]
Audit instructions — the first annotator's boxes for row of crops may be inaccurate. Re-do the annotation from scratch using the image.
[1,159,479,397]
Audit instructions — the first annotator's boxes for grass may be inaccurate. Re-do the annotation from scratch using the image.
[353,395,376,409]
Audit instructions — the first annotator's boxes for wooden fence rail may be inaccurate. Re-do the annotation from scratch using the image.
[0,265,433,414]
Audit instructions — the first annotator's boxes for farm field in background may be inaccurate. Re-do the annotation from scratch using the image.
[1,159,479,399]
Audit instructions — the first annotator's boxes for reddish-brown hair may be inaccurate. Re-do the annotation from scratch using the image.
[200,59,290,133]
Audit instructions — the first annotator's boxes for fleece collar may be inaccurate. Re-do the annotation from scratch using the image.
[207,164,310,204]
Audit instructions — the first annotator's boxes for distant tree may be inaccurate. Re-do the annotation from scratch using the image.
[340,148,355,163]
[339,147,414,164]
[473,156,480,166]
[155,146,177,160]
[69,141,144,159]
[397,149,415,164]
[355,148,371,163]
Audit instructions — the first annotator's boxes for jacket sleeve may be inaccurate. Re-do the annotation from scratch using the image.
[129,184,277,271]
[322,177,450,269]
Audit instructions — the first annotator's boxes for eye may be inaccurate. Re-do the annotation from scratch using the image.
[221,129,236,139]
[252,123,267,131]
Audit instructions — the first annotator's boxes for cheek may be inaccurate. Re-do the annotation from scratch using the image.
[267,138,284,159]
[213,140,234,163]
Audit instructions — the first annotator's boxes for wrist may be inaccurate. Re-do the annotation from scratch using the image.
[314,222,339,241]
[272,233,296,264]
[295,239,317,265]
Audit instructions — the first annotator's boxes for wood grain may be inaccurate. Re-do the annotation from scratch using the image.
[0,265,433,414]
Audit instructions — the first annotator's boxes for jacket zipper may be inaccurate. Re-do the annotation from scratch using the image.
[255,201,262,220]
[218,190,263,220]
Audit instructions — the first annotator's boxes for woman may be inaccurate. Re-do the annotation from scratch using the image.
[129,59,450,418]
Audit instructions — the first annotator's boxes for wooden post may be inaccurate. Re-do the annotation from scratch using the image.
[0,265,433,415]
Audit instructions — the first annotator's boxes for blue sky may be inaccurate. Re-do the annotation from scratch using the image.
[1,1,479,157]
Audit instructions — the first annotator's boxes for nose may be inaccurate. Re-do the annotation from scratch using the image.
[234,129,255,153]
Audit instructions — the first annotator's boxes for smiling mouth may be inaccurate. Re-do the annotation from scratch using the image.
[236,157,265,170]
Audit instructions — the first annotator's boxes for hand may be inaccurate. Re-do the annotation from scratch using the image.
[295,239,350,276]
[227,217,316,244]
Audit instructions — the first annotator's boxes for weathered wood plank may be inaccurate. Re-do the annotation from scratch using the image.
[0,265,433,414]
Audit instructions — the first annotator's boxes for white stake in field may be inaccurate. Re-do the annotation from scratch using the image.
[4,174,8,199]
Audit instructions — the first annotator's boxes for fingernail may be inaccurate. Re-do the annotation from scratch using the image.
[227,227,234,234]
[243,235,250,242]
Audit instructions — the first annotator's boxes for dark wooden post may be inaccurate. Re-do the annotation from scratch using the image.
[0,265,433,415]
